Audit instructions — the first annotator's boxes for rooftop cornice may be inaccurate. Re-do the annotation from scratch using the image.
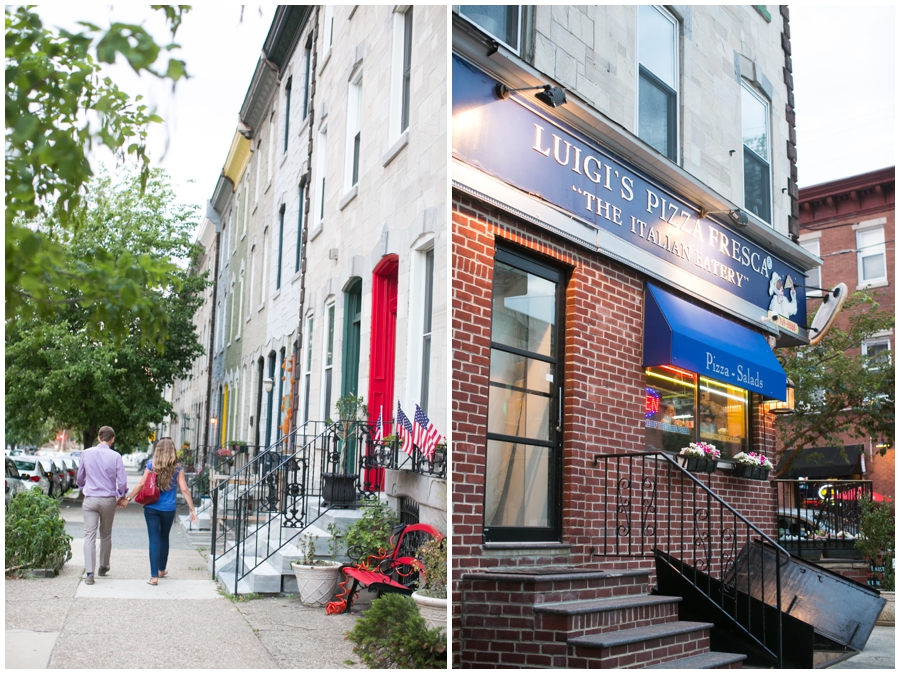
[799,166,895,204]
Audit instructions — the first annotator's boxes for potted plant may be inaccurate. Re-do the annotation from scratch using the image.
[227,439,249,454]
[290,530,342,607]
[856,496,895,625]
[731,452,774,480]
[323,394,367,506]
[412,536,447,632]
[678,441,721,473]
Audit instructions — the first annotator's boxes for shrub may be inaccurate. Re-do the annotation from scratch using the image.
[343,498,398,565]
[346,593,446,669]
[856,496,895,591]
[6,488,73,572]
[416,537,447,599]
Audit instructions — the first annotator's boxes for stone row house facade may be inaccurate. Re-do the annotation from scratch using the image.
[165,5,447,529]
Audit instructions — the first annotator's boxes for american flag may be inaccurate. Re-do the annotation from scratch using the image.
[413,404,442,461]
[373,406,383,444]
[396,401,415,456]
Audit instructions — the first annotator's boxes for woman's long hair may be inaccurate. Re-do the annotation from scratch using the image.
[153,438,178,492]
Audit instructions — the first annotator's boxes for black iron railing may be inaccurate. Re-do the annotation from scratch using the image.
[773,479,870,560]
[209,419,446,591]
[593,452,786,668]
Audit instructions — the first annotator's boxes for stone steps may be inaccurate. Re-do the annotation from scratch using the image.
[567,620,715,668]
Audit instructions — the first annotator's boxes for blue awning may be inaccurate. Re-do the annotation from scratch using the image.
[643,284,787,400]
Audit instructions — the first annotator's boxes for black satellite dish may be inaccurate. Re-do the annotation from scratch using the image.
[808,283,848,345]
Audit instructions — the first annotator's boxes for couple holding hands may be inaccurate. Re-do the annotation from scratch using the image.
[76,427,197,586]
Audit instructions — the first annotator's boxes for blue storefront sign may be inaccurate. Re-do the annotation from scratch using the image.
[453,55,807,328]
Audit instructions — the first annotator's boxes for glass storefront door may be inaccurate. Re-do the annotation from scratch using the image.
[484,248,564,542]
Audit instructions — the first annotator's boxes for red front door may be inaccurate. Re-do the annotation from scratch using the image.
[367,255,398,490]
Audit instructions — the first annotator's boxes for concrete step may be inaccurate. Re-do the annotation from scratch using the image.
[645,651,746,669]
[567,620,715,669]
[534,594,683,638]
[216,557,282,596]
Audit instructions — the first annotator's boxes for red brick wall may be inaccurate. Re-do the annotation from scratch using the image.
[452,190,782,660]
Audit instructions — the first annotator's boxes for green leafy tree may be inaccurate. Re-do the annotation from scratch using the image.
[5,5,189,344]
[775,290,894,457]
[5,166,206,449]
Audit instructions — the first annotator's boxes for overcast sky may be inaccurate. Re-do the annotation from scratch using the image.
[34,4,894,223]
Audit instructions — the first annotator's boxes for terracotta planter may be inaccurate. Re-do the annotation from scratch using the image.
[290,561,342,607]
[412,591,448,632]
[322,472,357,507]
[876,590,895,626]
[680,456,718,474]
[733,464,770,481]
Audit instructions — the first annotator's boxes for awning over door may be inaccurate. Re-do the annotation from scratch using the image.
[643,284,787,400]
[776,446,864,479]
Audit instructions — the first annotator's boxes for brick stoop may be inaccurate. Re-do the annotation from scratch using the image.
[460,567,746,668]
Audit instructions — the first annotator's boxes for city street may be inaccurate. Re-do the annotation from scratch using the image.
[5,469,363,669]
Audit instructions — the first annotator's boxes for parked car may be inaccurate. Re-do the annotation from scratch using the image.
[29,456,65,497]
[6,457,29,508]
[11,456,51,496]
[53,456,78,491]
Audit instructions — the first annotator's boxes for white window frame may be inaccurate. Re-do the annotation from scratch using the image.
[236,264,245,338]
[390,7,414,142]
[855,224,887,288]
[405,234,436,414]
[862,334,892,370]
[283,75,292,154]
[314,126,328,238]
[303,35,313,120]
[457,5,522,55]
[260,218,269,307]
[321,298,336,421]
[636,4,679,163]
[302,313,315,424]
[741,82,772,225]
[323,5,335,51]
[797,233,822,296]
[345,70,363,190]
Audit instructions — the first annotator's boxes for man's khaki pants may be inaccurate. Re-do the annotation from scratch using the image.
[83,496,117,574]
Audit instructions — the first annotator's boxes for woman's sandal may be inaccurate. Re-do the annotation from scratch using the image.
[159,570,168,578]
[147,578,158,585]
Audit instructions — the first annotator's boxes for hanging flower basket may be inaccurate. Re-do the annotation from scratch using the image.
[681,456,719,473]
[733,463,770,481]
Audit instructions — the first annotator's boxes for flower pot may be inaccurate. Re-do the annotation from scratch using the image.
[290,561,342,607]
[733,464,770,481]
[322,472,357,507]
[681,456,718,473]
[876,590,895,626]
[412,591,448,632]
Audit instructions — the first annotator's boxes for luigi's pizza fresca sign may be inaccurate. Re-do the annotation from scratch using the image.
[452,56,807,328]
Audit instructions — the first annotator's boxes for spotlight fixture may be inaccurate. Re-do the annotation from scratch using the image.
[495,83,567,108]
[264,377,275,393]
[698,207,749,228]
[764,377,796,416]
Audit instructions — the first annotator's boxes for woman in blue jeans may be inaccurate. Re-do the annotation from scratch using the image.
[125,437,197,585]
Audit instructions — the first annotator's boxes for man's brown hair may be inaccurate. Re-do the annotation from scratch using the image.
[98,426,115,443]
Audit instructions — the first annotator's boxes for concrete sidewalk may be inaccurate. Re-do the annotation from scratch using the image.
[5,472,364,669]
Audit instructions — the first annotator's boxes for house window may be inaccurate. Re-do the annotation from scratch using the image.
[742,83,771,224]
[420,247,435,413]
[323,5,334,51]
[346,74,362,188]
[316,129,328,230]
[856,226,887,286]
[862,338,891,369]
[303,36,312,120]
[401,8,413,133]
[638,5,678,162]
[303,314,314,424]
[645,366,749,459]
[485,248,564,543]
[283,76,292,153]
[295,183,305,274]
[322,301,335,420]
[276,347,286,443]
[459,5,520,54]
[276,204,285,290]
[242,172,250,237]
[798,236,822,296]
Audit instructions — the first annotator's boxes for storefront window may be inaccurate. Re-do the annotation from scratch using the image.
[645,366,748,458]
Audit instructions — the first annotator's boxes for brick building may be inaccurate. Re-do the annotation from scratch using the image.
[790,167,895,501]
[450,6,858,668]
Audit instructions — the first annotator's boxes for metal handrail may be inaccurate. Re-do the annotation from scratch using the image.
[593,451,785,668]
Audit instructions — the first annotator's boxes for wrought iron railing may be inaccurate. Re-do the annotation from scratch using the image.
[773,479,870,560]
[593,452,787,668]
[209,419,446,591]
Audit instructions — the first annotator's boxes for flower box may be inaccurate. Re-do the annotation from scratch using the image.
[733,464,770,481]
[681,456,718,474]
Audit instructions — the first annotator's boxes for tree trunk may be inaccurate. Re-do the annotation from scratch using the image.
[83,422,98,449]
